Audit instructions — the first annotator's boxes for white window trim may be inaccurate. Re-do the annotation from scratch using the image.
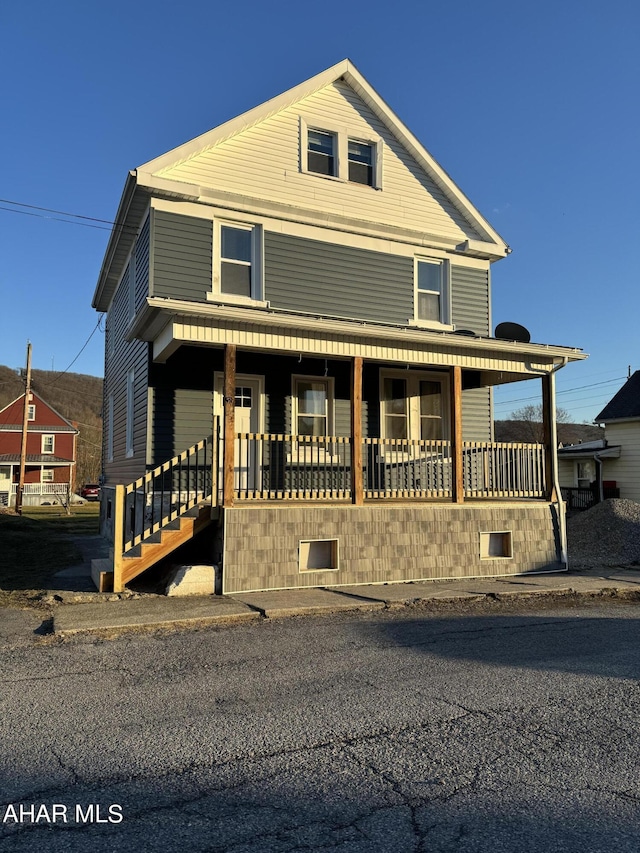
[107,394,114,463]
[379,369,450,442]
[42,468,54,483]
[41,434,55,455]
[300,116,383,189]
[27,404,35,421]
[291,374,337,462]
[126,370,134,458]
[410,257,453,330]
[128,250,136,323]
[207,219,266,307]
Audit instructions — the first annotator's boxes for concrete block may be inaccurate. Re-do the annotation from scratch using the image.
[166,564,215,597]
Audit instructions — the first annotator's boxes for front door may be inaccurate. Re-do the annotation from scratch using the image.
[214,374,263,495]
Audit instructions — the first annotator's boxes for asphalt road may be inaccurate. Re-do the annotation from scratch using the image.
[1,600,639,852]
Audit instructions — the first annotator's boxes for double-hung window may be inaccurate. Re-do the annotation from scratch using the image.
[213,221,263,303]
[307,130,336,177]
[302,119,382,188]
[27,404,35,421]
[42,434,55,454]
[295,378,331,437]
[414,259,451,327]
[348,140,374,186]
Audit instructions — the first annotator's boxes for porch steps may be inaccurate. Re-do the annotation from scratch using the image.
[92,503,214,593]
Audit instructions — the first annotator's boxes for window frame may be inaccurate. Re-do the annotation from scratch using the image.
[41,468,55,483]
[107,393,114,463]
[292,375,335,439]
[379,369,450,443]
[209,219,265,306]
[411,257,453,330]
[300,117,383,189]
[126,370,134,458]
[41,434,55,455]
[27,404,36,421]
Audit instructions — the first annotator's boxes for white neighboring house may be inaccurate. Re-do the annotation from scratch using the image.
[593,371,640,503]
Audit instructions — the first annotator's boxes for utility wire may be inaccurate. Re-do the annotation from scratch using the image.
[0,198,139,235]
[43,317,104,388]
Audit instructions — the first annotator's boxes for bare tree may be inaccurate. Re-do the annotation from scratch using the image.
[509,404,571,442]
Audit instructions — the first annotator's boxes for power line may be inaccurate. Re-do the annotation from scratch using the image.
[493,376,626,409]
[0,198,139,235]
[43,317,105,388]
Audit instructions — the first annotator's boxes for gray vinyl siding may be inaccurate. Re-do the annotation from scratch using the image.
[151,388,214,465]
[134,215,150,313]
[265,232,413,325]
[152,210,213,301]
[461,387,492,441]
[451,265,490,336]
[103,262,149,485]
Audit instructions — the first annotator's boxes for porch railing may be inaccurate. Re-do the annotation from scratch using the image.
[463,441,546,499]
[229,434,546,501]
[123,434,216,551]
[233,433,352,500]
[364,438,452,498]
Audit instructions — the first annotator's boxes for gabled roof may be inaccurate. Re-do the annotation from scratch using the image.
[93,59,509,312]
[595,371,640,422]
[0,391,78,433]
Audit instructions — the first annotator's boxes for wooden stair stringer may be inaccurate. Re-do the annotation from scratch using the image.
[119,506,213,587]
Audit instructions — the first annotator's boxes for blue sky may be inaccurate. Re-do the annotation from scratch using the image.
[1,0,638,422]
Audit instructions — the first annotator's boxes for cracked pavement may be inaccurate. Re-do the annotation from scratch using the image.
[1,601,640,851]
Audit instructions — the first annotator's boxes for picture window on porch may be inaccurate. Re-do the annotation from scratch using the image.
[42,434,55,454]
[295,378,332,437]
[42,469,54,482]
[381,371,448,442]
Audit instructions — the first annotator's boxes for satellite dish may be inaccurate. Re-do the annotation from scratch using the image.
[453,329,477,337]
[494,322,531,343]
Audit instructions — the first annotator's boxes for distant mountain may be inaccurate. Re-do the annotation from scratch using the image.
[495,419,603,445]
[0,365,103,485]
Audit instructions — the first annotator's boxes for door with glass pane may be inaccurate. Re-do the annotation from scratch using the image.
[214,374,263,495]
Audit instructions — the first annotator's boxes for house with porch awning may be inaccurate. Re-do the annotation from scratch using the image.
[92,60,586,594]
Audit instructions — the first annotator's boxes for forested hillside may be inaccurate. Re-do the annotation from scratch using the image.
[0,365,103,485]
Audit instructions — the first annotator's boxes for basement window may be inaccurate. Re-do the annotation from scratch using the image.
[480,531,513,559]
[299,539,339,572]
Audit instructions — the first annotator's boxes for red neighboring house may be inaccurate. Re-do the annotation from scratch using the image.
[0,391,79,507]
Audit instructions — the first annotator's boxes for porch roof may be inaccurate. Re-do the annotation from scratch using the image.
[130,297,586,382]
[0,455,74,465]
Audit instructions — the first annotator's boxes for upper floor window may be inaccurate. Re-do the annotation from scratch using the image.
[414,259,451,328]
[42,434,55,454]
[307,130,336,177]
[301,118,382,188]
[27,404,35,421]
[348,140,374,186]
[211,221,264,305]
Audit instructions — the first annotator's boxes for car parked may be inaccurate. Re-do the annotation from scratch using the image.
[80,484,100,501]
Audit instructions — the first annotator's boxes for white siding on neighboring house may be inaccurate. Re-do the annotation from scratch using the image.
[156,81,482,243]
[603,421,640,502]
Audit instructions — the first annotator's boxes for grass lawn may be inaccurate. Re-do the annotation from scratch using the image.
[0,504,100,591]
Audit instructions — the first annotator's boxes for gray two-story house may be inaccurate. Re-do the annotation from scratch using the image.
[92,60,585,594]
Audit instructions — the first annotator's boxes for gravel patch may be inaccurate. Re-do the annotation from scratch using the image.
[568,498,640,568]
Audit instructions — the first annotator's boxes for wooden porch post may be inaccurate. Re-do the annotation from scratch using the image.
[351,356,364,505]
[450,366,464,504]
[223,344,237,508]
[541,373,558,501]
[113,483,125,593]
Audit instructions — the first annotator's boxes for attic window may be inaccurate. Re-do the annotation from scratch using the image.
[348,140,373,185]
[307,130,336,177]
[27,404,35,421]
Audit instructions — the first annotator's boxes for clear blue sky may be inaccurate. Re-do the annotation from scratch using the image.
[1,0,638,423]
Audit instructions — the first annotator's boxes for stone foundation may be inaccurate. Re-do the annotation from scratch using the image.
[221,502,562,594]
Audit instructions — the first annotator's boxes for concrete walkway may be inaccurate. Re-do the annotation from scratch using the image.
[2,566,639,642]
[48,566,640,638]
